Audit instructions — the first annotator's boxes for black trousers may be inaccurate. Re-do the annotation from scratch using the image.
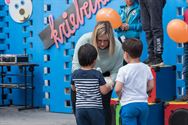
[102,90,113,125]
[138,0,166,57]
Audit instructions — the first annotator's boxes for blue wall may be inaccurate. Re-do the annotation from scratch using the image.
[0,0,44,107]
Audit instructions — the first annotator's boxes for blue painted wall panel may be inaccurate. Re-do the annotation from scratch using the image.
[0,0,44,107]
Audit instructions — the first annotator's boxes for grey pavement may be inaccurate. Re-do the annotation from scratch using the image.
[0,106,76,125]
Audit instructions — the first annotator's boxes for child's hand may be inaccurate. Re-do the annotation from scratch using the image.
[147,89,152,96]
[104,77,114,89]
[120,23,129,31]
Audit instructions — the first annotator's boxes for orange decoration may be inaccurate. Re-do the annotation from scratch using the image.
[167,19,188,43]
[96,8,122,29]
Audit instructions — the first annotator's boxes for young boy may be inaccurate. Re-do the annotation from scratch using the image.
[115,38,154,125]
[115,0,142,43]
[71,43,113,125]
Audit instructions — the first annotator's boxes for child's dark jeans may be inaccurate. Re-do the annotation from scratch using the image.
[76,108,105,125]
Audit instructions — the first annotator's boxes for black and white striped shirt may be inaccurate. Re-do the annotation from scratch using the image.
[71,69,106,109]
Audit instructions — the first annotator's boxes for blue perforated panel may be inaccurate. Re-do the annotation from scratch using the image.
[165,0,186,98]
[0,0,44,107]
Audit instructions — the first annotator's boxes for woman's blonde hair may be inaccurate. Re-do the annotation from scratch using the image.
[91,21,115,55]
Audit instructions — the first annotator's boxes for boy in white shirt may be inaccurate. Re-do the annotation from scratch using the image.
[115,38,154,125]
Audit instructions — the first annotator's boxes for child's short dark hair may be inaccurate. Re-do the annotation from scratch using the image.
[122,38,143,58]
[78,43,98,66]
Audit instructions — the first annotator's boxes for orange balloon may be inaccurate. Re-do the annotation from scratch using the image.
[96,8,122,29]
[167,19,188,43]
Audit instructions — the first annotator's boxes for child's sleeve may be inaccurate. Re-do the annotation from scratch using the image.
[98,71,106,86]
[115,68,125,98]
[115,6,125,33]
[116,68,125,84]
[119,6,126,23]
[128,8,142,31]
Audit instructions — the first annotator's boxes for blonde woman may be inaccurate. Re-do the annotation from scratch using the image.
[72,21,123,125]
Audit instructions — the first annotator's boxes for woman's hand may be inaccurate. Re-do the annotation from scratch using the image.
[120,23,129,31]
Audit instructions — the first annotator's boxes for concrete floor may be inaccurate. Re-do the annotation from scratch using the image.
[0,106,76,125]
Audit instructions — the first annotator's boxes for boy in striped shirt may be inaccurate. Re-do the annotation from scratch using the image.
[71,43,113,125]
